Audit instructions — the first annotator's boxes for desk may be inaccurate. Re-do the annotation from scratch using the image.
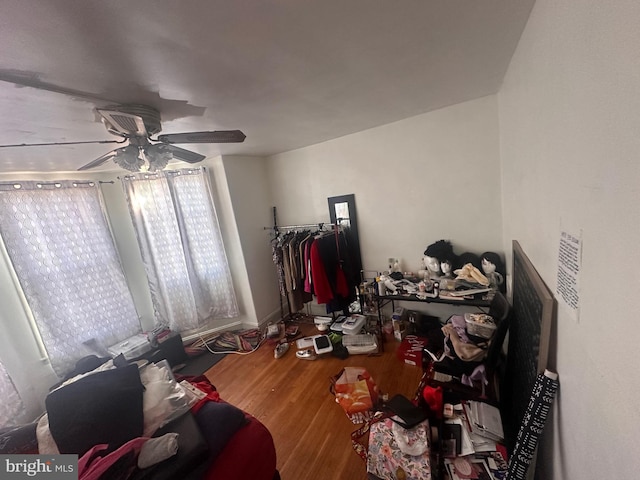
[375,293,490,325]
[376,293,491,309]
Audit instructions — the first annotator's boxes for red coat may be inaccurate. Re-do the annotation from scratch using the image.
[310,238,349,304]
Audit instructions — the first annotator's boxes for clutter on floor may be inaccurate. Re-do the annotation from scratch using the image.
[187,329,262,355]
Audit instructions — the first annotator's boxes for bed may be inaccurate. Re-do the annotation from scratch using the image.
[0,361,279,480]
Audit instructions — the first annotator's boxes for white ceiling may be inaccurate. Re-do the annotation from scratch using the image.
[0,0,535,173]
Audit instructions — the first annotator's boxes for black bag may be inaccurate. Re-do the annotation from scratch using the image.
[384,394,428,429]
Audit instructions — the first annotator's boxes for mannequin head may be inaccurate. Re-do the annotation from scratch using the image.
[440,259,453,277]
[481,257,496,274]
[480,251,506,293]
[424,255,441,275]
[481,252,505,275]
[424,240,458,279]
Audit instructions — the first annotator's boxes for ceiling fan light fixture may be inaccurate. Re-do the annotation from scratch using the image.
[113,145,145,172]
[144,144,173,172]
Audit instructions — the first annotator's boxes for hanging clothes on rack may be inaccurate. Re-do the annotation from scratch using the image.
[268,221,357,317]
[287,230,314,312]
[309,226,358,314]
[270,228,316,317]
[272,235,287,298]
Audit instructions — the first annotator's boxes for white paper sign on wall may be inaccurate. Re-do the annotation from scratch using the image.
[556,230,582,322]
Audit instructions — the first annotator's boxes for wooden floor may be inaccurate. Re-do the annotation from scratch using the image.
[204,323,424,480]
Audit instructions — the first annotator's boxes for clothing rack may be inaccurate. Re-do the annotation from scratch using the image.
[267,206,344,322]
[263,222,336,230]
[263,222,337,237]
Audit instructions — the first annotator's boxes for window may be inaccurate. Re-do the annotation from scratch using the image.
[0,181,141,376]
[122,168,238,332]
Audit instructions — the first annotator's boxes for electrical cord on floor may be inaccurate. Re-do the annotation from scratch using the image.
[199,334,266,356]
[192,327,267,356]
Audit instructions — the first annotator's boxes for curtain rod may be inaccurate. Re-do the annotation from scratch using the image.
[0,180,113,189]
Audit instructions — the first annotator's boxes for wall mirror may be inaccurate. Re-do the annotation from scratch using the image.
[328,194,363,279]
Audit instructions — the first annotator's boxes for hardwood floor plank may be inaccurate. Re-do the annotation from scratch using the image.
[204,323,424,479]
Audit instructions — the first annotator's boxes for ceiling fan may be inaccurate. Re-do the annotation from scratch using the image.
[77,104,245,172]
[0,72,246,172]
[0,103,245,172]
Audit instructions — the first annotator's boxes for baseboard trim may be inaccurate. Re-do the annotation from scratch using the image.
[181,320,243,343]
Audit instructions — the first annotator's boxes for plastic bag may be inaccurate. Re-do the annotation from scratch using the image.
[139,362,195,436]
[332,367,379,423]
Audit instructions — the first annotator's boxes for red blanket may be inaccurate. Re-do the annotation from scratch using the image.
[178,374,278,480]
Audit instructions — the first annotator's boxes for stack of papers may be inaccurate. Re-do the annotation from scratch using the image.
[442,402,507,480]
[443,452,508,480]
[444,402,504,457]
[465,401,504,443]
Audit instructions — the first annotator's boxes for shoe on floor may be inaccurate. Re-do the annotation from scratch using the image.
[274,342,289,359]
[295,349,317,361]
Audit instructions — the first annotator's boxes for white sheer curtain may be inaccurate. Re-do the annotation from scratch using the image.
[0,181,141,376]
[0,359,24,428]
[122,168,238,332]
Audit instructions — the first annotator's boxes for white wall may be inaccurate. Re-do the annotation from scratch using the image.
[218,155,281,327]
[266,95,504,317]
[498,0,640,478]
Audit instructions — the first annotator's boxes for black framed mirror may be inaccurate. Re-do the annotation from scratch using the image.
[328,194,363,278]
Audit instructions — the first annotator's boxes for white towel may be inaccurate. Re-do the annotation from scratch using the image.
[137,433,179,469]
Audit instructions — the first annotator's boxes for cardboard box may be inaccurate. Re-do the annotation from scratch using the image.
[396,335,429,366]
[107,333,152,360]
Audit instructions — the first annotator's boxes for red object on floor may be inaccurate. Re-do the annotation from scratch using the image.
[422,385,444,418]
[397,335,429,366]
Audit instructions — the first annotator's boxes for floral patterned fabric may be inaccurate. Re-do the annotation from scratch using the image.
[367,418,432,480]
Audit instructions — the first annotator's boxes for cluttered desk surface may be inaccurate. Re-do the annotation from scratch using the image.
[375,292,491,308]
[368,264,497,310]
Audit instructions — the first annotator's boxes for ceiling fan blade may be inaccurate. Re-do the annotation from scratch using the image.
[0,69,118,104]
[0,139,124,149]
[164,145,206,163]
[157,130,246,144]
[77,150,117,171]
